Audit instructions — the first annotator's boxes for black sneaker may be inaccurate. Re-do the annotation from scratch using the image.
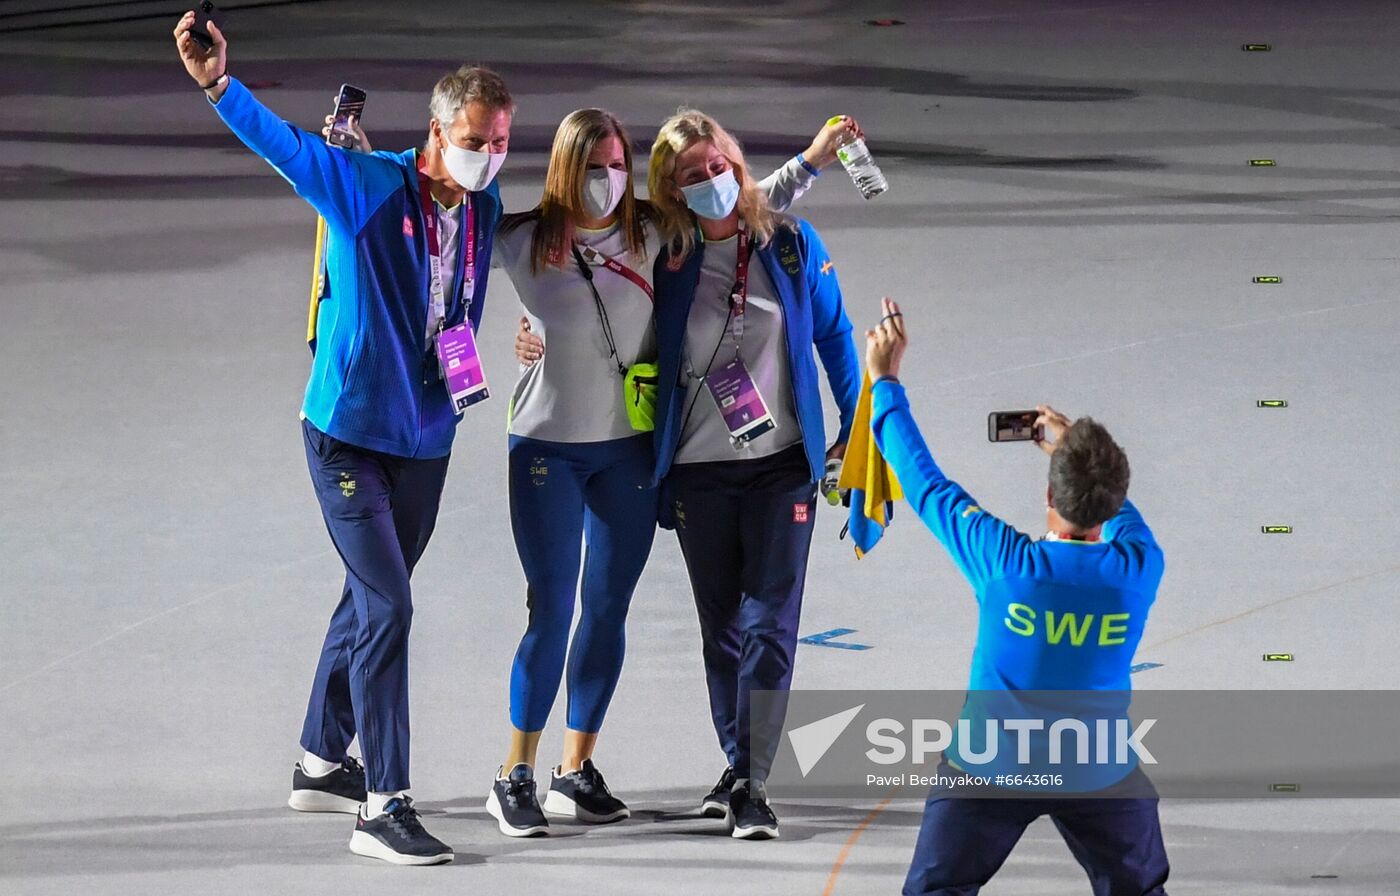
[348,796,453,865]
[542,759,630,823]
[730,781,779,840]
[486,763,549,837]
[700,765,737,819]
[288,756,366,814]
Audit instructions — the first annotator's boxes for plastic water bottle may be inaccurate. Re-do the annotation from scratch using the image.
[829,115,887,199]
[822,457,844,506]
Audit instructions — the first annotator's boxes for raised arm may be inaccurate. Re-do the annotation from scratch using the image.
[758,116,864,213]
[174,11,388,233]
[866,299,1026,588]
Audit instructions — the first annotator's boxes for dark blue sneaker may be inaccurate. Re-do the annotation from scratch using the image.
[348,796,453,865]
[730,781,779,840]
[542,759,630,823]
[288,756,366,814]
[700,765,737,819]
[486,763,549,837]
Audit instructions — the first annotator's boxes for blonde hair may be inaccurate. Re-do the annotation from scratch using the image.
[648,108,786,260]
[505,109,649,272]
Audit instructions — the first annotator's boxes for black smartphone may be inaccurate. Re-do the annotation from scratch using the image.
[190,1,218,51]
[988,410,1042,443]
[327,84,367,149]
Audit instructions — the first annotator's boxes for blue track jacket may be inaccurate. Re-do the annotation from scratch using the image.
[210,77,501,458]
[871,379,1165,788]
[650,219,861,494]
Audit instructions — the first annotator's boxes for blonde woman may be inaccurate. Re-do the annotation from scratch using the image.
[490,109,859,836]
[645,109,861,839]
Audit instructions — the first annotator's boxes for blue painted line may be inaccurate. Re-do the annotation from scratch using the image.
[800,628,873,651]
[1130,662,1163,674]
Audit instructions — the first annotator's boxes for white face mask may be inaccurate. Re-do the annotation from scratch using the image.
[440,136,506,192]
[582,167,629,220]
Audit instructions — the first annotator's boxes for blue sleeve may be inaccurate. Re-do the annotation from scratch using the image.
[871,379,1027,588]
[209,78,397,233]
[800,221,860,444]
[1101,498,1164,581]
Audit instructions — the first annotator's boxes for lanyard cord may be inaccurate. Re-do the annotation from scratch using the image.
[678,291,736,448]
[571,245,628,376]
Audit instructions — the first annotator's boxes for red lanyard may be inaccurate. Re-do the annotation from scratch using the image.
[418,172,474,333]
[729,222,751,350]
[692,221,751,352]
[575,245,654,303]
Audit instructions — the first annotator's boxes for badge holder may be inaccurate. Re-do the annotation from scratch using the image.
[706,356,776,446]
[436,323,490,414]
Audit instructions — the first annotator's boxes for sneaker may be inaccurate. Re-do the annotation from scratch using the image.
[288,756,367,814]
[542,759,630,823]
[700,765,737,819]
[730,781,779,840]
[486,763,549,837]
[348,796,453,865]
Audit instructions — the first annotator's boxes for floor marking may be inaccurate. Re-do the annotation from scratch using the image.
[915,296,1400,393]
[1253,275,1282,283]
[1145,562,1400,651]
[1249,159,1277,167]
[1242,43,1272,51]
[1261,525,1293,534]
[2,501,488,695]
[1257,400,1288,408]
[822,795,897,896]
[801,628,873,650]
[1130,662,1163,673]
[1263,653,1294,661]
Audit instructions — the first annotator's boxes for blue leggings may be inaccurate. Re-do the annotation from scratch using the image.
[507,434,658,733]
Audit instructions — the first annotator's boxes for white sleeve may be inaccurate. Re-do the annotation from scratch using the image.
[757,157,817,214]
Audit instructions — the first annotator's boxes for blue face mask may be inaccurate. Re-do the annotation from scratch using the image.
[680,168,740,220]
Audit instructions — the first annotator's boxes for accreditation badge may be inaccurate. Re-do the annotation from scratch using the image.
[705,357,776,446]
[435,322,490,414]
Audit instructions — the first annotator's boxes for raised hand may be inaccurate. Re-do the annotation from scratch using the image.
[864,297,907,381]
[803,115,866,169]
[173,11,227,93]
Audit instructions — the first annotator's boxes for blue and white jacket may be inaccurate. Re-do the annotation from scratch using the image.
[211,77,501,458]
[650,218,861,498]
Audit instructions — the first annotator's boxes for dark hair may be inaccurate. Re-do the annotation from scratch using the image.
[1048,417,1130,528]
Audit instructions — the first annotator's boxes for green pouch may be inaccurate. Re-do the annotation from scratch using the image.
[625,362,660,432]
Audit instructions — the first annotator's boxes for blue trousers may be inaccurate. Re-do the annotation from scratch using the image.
[904,764,1170,896]
[507,434,658,733]
[298,419,449,794]
[667,444,818,781]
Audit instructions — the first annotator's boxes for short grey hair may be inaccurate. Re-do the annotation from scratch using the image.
[429,65,514,128]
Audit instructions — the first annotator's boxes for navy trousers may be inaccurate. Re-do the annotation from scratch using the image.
[298,419,449,794]
[506,433,658,733]
[668,444,818,781]
[904,764,1170,896]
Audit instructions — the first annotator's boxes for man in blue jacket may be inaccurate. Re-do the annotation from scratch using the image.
[864,299,1170,895]
[175,11,511,864]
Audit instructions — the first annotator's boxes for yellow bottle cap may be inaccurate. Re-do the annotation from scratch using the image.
[826,115,846,127]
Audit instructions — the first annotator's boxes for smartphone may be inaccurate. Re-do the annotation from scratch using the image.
[327,84,367,149]
[190,1,218,51]
[988,410,1042,443]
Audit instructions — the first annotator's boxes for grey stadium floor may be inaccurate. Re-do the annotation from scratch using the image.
[3,0,1399,893]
